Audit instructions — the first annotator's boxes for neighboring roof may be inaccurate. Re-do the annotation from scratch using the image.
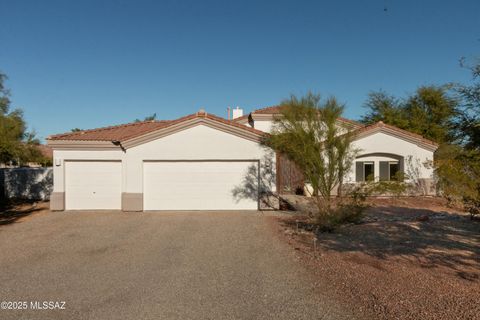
[250,105,283,114]
[352,121,439,151]
[233,105,364,129]
[47,110,266,146]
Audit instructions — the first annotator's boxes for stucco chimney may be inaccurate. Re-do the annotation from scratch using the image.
[232,106,243,119]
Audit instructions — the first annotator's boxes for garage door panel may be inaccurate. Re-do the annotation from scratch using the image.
[65,161,122,210]
[143,161,258,210]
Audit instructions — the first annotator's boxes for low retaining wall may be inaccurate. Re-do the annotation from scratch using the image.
[0,167,53,201]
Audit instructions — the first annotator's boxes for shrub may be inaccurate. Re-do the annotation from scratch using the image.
[464,198,480,220]
[435,145,480,220]
[313,196,369,232]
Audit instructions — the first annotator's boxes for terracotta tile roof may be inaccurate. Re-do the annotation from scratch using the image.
[48,111,265,142]
[233,105,364,128]
[352,121,439,148]
[251,105,283,114]
[48,120,173,141]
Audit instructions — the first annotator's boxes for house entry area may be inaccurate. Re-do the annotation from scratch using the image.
[143,161,259,211]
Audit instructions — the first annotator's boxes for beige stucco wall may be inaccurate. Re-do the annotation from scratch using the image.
[243,118,434,181]
[346,132,435,182]
[250,120,274,133]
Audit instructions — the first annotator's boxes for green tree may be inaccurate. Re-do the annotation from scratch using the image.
[454,60,480,150]
[435,144,480,219]
[263,92,356,224]
[361,91,409,129]
[361,86,457,144]
[404,86,457,144]
[135,113,157,122]
[435,60,480,219]
[0,72,10,113]
[0,72,45,166]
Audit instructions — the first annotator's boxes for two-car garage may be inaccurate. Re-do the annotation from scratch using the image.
[63,160,259,211]
[143,161,258,211]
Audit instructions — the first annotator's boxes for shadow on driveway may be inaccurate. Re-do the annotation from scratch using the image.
[0,202,47,225]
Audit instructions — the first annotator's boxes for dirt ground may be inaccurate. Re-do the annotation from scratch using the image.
[0,201,49,225]
[273,197,480,320]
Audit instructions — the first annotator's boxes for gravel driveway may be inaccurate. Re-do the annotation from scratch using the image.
[0,209,356,320]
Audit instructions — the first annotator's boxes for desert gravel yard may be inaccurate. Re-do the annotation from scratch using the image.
[276,197,480,320]
[0,204,359,320]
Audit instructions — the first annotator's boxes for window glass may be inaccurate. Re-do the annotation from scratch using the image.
[389,162,399,180]
[364,162,374,181]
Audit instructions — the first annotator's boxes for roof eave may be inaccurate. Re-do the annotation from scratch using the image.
[46,139,122,150]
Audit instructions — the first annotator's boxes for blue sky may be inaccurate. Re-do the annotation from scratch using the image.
[1,0,479,141]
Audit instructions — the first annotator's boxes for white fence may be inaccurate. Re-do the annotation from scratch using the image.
[0,167,53,201]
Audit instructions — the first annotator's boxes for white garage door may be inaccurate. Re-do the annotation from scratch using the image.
[65,161,122,210]
[143,161,258,210]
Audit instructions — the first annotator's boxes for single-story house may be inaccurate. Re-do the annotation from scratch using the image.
[47,106,438,211]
